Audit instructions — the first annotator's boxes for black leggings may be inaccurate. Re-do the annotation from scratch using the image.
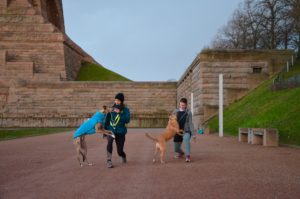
[106,134,126,158]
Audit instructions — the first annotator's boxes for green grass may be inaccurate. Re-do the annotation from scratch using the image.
[0,128,74,141]
[76,62,131,81]
[284,61,300,79]
[208,61,300,146]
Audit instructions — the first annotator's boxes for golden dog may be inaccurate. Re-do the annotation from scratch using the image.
[74,123,114,167]
[145,114,182,163]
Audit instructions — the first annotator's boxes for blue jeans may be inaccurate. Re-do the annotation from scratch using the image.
[174,133,191,156]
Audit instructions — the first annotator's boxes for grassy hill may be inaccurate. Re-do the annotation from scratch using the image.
[208,60,300,146]
[76,62,131,81]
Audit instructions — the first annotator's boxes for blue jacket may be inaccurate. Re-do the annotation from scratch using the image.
[105,107,130,135]
[73,111,105,139]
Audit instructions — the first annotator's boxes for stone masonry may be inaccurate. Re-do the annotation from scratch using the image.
[0,1,295,128]
[177,49,294,130]
[0,0,97,87]
[0,81,177,127]
[0,0,176,128]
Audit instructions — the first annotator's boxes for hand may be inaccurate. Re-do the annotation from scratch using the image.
[114,108,121,113]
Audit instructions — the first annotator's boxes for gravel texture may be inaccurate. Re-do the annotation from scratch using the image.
[0,128,299,199]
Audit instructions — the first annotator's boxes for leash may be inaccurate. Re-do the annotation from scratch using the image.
[177,110,187,137]
[110,113,120,131]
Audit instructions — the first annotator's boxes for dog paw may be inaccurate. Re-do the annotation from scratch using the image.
[87,163,93,166]
[152,159,156,163]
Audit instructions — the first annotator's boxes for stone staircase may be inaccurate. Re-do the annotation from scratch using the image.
[0,3,67,84]
[0,49,33,89]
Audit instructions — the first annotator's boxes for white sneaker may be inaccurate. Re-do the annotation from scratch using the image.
[185,156,191,162]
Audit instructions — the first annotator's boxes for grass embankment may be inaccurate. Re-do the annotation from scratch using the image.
[76,62,131,81]
[0,128,74,141]
[208,60,300,146]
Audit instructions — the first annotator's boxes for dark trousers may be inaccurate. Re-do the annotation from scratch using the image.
[106,134,126,158]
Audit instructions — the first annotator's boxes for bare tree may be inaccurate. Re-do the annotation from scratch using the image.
[243,0,265,49]
[277,2,295,49]
[212,2,255,49]
[211,0,265,49]
[255,0,287,49]
[286,0,300,58]
[211,0,298,53]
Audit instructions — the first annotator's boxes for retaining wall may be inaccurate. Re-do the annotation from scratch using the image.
[0,81,177,127]
[177,49,294,130]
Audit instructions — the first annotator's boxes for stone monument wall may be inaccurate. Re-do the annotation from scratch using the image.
[0,0,97,86]
[0,1,295,128]
[177,49,294,130]
[0,81,177,127]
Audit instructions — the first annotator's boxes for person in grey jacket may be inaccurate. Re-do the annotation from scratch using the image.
[173,97,195,162]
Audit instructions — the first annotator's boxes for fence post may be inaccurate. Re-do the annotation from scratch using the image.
[219,74,223,137]
[287,61,289,72]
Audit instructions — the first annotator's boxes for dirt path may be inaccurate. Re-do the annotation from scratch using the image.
[0,129,299,199]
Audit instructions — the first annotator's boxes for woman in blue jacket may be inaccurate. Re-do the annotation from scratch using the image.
[104,93,130,168]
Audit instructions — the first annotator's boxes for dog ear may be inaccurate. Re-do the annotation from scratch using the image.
[168,111,174,118]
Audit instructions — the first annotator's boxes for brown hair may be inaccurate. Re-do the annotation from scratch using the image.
[180,98,187,104]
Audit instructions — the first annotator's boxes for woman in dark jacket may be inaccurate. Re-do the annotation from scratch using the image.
[104,93,130,168]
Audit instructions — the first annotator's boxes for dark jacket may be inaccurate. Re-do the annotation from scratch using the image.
[173,108,194,135]
[105,106,130,135]
[173,108,194,142]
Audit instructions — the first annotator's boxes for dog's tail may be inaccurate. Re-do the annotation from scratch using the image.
[145,133,158,142]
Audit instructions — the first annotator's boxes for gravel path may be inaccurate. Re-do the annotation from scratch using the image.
[0,128,299,199]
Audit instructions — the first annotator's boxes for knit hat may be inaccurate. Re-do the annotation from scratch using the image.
[115,93,124,102]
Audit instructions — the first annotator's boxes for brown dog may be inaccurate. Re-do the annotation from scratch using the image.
[145,114,182,163]
[74,123,114,167]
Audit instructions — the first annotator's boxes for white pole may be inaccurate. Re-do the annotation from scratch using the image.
[191,92,194,115]
[287,61,289,72]
[219,74,223,137]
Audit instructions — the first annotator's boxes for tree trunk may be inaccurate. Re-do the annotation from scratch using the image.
[298,32,300,59]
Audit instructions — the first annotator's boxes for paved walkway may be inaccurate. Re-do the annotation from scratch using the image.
[0,128,300,199]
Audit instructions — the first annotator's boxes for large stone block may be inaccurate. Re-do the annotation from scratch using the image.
[32,73,60,82]
[0,7,36,15]
[0,23,54,32]
[7,0,32,8]
[0,41,63,51]
[0,32,63,42]
[238,128,250,143]
[0,50,6,65]
[263,128,279,147]
[0,0,7,8]
[251,128,264,145]
[0,14,44,23]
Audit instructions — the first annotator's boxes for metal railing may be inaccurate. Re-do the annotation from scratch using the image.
[271,53,300,90]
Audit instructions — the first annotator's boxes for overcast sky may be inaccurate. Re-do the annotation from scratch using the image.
[62,0,242,81]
